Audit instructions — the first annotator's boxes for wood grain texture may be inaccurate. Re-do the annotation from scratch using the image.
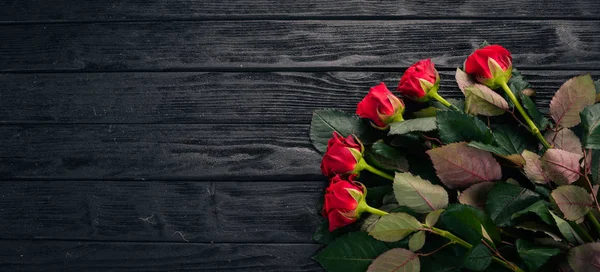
[2,70,598,124]
[0,124,321,180]
[1,20,599,71]
[0,240,322,271]
[2,0,599,21]
[0,181,324,243]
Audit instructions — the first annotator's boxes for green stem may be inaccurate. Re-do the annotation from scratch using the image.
[586,212,600,237]
[365,206,389,216]
[500,82,551,149]
[429,227,472,249]
[428,226,525,272]
[428,91,460,111]
[569,221,593,243]
[360,160,394,181]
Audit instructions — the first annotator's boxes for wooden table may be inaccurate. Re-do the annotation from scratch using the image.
[0,1,599,270]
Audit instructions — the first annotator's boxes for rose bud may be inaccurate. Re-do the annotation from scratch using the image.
[464,44,513,89]
[397,59,440,101]
[356,82,405,129]
[323,175,365,231]
[320,132,364,177]
[323,175,389,231]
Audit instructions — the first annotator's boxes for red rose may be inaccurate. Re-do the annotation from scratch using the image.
[397,59,440,100]
[464,45,513,89]
[323,175,365,231]
[356,82,405,128]
[321,132,363,177]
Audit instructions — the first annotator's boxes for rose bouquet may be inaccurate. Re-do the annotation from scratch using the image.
[309,42,600,272]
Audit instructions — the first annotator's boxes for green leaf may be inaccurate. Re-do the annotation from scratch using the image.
[509,69,532,93]
[522,150,551,184]
[366,141,409,172]
[593,150,600,185]
[393,172,448,213]
[425,209,444,228]
[366,185,393,208]
[479,40,491,48]
[568,242,600,272]
[544,128,583,155]
[494,125,528,154]
[420,240,465,272]
[462,243,492,271]
[432,98,465,111]
[550,74,596,128]
[519,92,550,130]
[367,248,420,272]
[468,141,511,156]
[541,149,583,185]
[313,220,352,245]
[534,185,552,198]
[551,185,594,223]
[516,239,561,272]
[458,182,495,210]
[389,132,423,150]
[412,107,438,118]
[361,204,401,232]
[408,231,426,252]
[310,109,377,153]
[549,210,584,244]
[406,152,441,185]
[515,222,563,242]
[427,142,502,189]
[369,213,422,242]
[437,111,494,144]
[511,200,554,225]
[389,117,437,135]
[469,125,529,164]
[485,182,541,227]
[464,84,509,116]
[580,103,600,149]
[595,79,600,102]
[314,232,390,272]
[439,204,501,246]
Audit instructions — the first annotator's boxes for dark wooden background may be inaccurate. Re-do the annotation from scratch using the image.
[0,1,599,271]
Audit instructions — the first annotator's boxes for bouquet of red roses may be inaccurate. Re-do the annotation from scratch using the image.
[309,42,600,272]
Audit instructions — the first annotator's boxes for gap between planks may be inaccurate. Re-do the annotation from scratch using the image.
[2,66,600,74]
[0,16,598,25]
[0,237,320,245]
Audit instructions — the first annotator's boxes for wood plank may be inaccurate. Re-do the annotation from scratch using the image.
[0,240,322,271]
[1,20,599,71]
[0,124,321,180]
[0,181,324,243]
[2,0,599,21]
[1,70,598,124]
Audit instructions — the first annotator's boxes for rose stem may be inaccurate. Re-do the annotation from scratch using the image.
[359,160,394,181]
[428,92,460,111]
[500,81,551,149]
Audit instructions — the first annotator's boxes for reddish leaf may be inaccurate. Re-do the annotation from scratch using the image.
[393,172,448,213]
[550,74,596,128]
[551,185,593,223]
[464,84,509,116]
[427,142,502,189]
[455,68,475,95]
[458,182,495,210]
[541,149,583,185]
[522,150,551,185]
[544,128,583,155]
[568,243,600,272]
[367,248,420,272]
